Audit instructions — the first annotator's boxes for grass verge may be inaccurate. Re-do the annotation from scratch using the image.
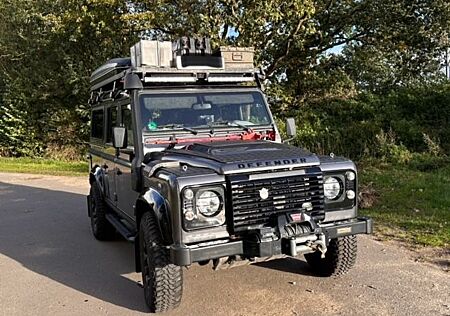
[359,162,450,248]
[0,157,88,176]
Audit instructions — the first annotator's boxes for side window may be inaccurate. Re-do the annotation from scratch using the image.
[91,108,104,140]
[106,105,118,143]
[121,104,134,147]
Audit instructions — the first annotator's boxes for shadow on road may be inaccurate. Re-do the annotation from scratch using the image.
[254,257,316,276]
[0,181,321,313]
[0,182,147,312]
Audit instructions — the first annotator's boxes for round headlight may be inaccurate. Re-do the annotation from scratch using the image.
[196,191,221,217]
[324,177,341,200]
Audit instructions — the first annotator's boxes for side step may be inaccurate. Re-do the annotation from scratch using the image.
[105,213,136,242]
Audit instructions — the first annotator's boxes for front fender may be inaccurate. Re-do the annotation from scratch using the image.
[137,188,172,245]
[89,165,108,196]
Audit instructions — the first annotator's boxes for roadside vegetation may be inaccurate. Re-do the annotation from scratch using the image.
[359,160,450,248]
[0,157,87,176]
[282,85,450,249]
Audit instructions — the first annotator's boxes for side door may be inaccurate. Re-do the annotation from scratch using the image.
[90,106,114,201]
[115,103,139,220]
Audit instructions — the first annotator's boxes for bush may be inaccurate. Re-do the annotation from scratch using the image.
[289,97,381,158]
[408,153,450,172]
[375,129,412,164]
[284,82,450,161]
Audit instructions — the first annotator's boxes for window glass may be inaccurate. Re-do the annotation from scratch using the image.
[106,106,118,143]
[140,91,271,131]
[121,104,134,147]
[91,108,104,139]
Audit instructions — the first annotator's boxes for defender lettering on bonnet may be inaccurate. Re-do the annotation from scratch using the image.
[237,158,307,169]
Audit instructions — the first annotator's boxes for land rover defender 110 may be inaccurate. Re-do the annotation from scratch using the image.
[87,37,373,313]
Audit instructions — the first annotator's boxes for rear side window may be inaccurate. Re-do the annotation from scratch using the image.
[106,106,118,143]
[121,104,134,147]
[91,108,104,139]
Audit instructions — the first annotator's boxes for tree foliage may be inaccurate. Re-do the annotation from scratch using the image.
[0,0,449,158]
[0,0,137,157]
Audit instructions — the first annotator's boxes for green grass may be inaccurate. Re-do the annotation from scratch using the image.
[359,163,450,248]
[0,157,88,176]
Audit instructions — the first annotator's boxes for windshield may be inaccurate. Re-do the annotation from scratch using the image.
[140,91,271,133]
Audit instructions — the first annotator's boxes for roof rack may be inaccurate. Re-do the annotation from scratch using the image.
[89,37,262,105]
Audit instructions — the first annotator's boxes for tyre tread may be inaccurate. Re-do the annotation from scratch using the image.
[90,183,115,240]
[305,235,357,277]
[140,212,183,312]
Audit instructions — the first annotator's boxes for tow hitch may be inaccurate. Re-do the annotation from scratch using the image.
[288,233,327,258]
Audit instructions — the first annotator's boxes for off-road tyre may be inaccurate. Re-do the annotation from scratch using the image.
[139,212,183,313]
[89,183,115,240]
[305,235,357,277]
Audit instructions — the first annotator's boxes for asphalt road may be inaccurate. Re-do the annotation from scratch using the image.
[0,173,449,316]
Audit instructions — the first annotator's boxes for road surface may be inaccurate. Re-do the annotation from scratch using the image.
[0,173,448,316]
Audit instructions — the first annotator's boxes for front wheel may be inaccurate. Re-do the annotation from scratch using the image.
[139,212,183,313]
[304,235,357,277]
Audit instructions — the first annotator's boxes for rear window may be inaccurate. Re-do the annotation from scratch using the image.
[106,106,117,143]
[91,108,104,139]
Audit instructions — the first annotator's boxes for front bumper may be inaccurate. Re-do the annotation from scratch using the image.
[170,217,373,266]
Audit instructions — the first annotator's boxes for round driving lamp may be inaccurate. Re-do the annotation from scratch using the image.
[346,190,356,200]
[346,171,356,181]
[184,189,194,200]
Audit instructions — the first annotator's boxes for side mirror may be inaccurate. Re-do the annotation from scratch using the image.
[113,127,128,149]
[286,117,297,137]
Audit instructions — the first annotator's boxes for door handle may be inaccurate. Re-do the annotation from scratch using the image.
[117,168,123,176]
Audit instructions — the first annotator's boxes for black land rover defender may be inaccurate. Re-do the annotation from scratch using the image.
[87,37,373,313]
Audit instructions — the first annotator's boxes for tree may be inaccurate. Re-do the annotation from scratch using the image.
[1,0,450,157]
[0,0,137,157]
[125,0,317,77]
[125,0,450,107]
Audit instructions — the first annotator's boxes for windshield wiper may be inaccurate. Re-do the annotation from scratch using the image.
[209,120,252,132]
[157,124,198,135]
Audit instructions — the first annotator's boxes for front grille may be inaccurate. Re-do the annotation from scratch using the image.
[228,168,324,232]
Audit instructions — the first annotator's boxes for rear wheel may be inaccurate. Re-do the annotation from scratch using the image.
[305,235,357,277]
[89,183,115,240]
[140,212,183,312]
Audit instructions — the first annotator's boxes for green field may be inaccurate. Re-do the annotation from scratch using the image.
[359,163,450,248]
[0,157,88,176]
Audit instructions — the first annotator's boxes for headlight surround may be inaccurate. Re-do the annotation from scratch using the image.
[181,186,225,230]
[323,170,358,210]
[324,176,342,200]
